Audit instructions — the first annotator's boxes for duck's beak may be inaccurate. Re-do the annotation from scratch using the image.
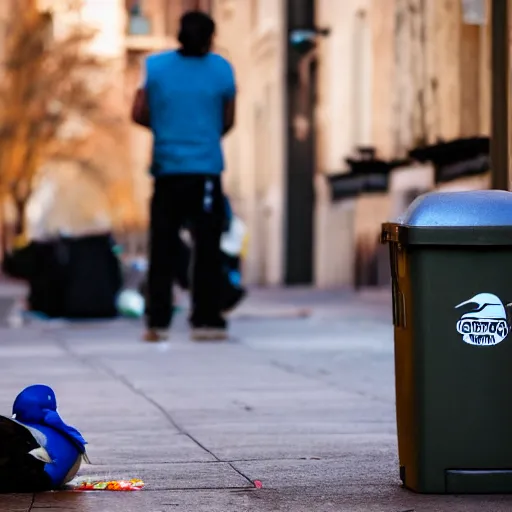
[28,447,53,464]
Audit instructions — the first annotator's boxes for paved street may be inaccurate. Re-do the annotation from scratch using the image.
[0,286,511,511]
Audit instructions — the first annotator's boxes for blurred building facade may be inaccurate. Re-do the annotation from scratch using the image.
[211,0,286,286]
[353,0,492,287]
[372,0,490,158]
[0,0,502,288]
[211,0,495,288]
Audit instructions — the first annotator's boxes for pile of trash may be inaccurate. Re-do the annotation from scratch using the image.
[2,214,248,321]
[2,232,122,320]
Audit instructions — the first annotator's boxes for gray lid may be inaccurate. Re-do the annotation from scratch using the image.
[397,190,512,227]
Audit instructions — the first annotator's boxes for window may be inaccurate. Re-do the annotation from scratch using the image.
[461,0,486,25]
[126,0,152,35]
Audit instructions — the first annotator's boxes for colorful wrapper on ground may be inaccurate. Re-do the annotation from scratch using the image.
[73,479,145,491]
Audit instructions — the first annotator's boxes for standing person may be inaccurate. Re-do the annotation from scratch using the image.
[131,11,236,342]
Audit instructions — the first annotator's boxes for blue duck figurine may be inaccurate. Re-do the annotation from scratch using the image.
[0,384,90,492]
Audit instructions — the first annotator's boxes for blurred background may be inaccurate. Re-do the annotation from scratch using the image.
[0,0,505,292]
[0,3,510,507]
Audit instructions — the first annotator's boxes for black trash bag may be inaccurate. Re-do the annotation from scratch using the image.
[2,238,70,318]
[62,234,122,319]
[2,233,122,319]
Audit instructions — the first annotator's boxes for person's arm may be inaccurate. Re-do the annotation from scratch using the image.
[222,60,237,136]
[131,60,151,128]
[222,97,235,136]
[131,88,150,128]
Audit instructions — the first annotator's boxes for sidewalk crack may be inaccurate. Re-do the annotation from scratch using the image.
[53,335,255,488]
[28,493,35,512]
[104,367,255,487]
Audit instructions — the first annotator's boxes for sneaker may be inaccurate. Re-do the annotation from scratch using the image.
[143,329,169,342]
[191,318,228,341]
[191,327,228,341]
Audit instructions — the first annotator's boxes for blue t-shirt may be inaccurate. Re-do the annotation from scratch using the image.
[143,50,236,176]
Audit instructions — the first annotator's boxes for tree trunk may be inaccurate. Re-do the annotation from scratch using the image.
[0,198,7,259]
[13,198,27,237]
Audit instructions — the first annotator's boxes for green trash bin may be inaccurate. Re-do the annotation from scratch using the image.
[382,190,512,494]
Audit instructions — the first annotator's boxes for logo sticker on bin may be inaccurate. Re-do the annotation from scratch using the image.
[455,293,509,346]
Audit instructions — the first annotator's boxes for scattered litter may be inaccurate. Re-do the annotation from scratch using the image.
[253,480,263,489]
[73,479,145,491]
[233,400,253,412]
[6,300,25,328]
[116,289,145,319]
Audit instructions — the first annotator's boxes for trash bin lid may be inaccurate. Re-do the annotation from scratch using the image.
[398,190,512,226]
[382,190,512,246]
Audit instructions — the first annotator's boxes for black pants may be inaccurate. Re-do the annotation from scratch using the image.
[146,174,225,329]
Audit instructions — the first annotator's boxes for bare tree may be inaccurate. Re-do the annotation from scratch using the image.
[0,0,132,250]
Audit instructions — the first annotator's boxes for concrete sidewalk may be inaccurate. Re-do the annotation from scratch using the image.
[0,287,511,511]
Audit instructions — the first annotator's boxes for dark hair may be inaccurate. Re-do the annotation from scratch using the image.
[178,11,215,56]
